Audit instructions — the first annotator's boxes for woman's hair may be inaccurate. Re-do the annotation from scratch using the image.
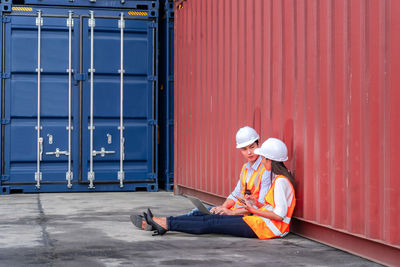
[270,160,295,187]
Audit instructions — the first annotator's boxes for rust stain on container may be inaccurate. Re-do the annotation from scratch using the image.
[174,0,400,265]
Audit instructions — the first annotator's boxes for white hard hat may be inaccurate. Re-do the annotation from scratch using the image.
[254,137,288,162]
[236,126,260,148]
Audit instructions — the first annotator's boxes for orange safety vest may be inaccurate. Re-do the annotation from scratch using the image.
[231,160,266,210]
[242,175,296,239]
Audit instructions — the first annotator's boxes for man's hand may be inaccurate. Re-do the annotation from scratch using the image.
[210,206,234,215]
[210,206,222,214]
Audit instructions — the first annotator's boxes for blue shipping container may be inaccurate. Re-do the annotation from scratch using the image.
[0,0,159,194]
[158,0,174,191]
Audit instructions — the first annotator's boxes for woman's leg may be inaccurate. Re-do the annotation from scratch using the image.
[167,214,257,238]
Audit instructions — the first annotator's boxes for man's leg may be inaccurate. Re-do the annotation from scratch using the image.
[182,206,213,216]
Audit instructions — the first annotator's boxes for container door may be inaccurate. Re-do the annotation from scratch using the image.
[3,14,79,189]
[81,15,156,188]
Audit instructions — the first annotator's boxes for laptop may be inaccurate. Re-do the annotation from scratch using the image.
[186,196,212,214]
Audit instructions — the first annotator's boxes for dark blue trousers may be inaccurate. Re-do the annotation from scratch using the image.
[167,214,257,238]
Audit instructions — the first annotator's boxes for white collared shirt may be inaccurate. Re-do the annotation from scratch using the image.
[271,176,294,218]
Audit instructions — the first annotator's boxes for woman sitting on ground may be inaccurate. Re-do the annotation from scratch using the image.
[134,138,296,239]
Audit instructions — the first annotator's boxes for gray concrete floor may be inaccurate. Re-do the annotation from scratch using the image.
[0,192,382,267]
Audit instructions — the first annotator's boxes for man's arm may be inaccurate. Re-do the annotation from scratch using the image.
[210,177,242,214]
[211,205,251,215]
[221,198,235,209]
[226,177,243,203]
[211,198,252,215]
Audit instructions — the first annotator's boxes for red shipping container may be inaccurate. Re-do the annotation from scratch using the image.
[174,0,400,265]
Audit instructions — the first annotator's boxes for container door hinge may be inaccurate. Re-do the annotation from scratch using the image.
[1,175,10,182]
[147,75,157,81]
[168,75,174,82]
[147,173,157,179]
[1,73,10,79]
[2,17,11,23]
[74,73,87,81]
[1,119,10,125]
[148,22,157,29]
[148,120,157,126]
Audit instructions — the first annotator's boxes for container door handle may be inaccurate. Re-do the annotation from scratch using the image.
[92,147,116,157]
[38,137,43,161]
[46,148,69,157]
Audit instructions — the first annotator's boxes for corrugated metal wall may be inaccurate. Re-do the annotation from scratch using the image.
[174,0,400,264]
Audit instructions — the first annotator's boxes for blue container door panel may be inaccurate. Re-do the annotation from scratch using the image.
[4,15,79,184]
[82,17,155,184]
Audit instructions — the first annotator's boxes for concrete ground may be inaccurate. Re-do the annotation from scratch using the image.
[0,192,382,267]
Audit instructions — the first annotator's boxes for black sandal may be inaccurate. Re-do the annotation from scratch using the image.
[143,212,167,236]
[130,214,143,229]
[130,214,154,231]
[147,208,154,218]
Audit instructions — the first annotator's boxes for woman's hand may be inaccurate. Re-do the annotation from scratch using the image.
[243,199,256,213]
[244,194,263,208]
[244,194,256,203]
[243,195,257,212]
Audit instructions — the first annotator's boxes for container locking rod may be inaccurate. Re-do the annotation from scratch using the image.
[35,10,43,189]
[88,11,95,189]
[118,12,125,188]
[66,10,74,188]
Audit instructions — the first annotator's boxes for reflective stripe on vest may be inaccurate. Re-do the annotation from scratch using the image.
[260,217,289,237]
[282,216,291,224]
[242,175,296,239]
[232,162,266,210]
